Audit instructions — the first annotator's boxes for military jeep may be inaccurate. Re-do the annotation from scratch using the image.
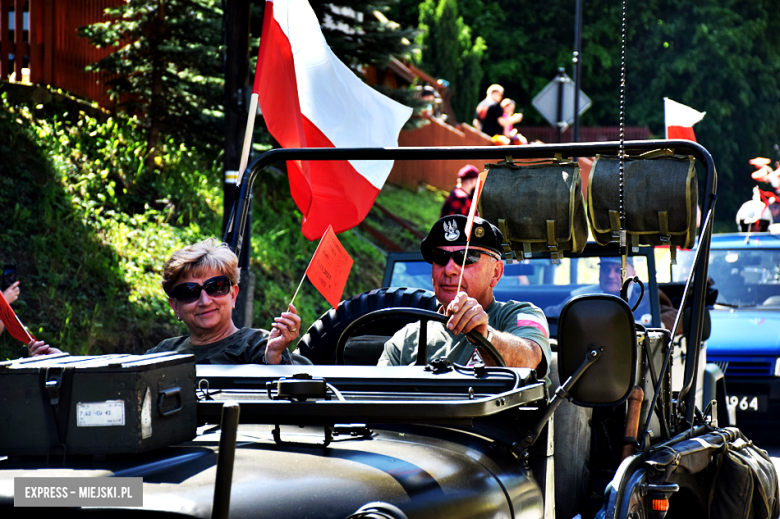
[0,141,777,519]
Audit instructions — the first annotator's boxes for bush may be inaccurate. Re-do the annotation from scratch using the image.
[0,91,442,360]
[0,95,220,358]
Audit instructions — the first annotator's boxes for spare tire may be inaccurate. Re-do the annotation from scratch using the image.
[297,287,439,365]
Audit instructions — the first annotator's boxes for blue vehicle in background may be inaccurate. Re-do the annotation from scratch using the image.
[676,233,780,435]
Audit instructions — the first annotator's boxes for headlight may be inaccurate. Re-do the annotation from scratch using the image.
[775,357,780,377]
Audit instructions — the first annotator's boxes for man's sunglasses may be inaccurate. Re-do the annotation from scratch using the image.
[171,276,232,304]
[429,249,499,266]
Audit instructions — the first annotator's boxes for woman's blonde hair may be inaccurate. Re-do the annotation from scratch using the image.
[161,238,240,296]
[486,84,504,96]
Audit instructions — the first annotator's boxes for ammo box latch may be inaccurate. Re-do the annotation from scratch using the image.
[45,366,64,405]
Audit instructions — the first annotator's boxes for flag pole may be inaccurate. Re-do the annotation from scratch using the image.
[456,240,470,293]
[290,270,306,306]
[457,175,485,293]
[236,93,259,188]
[290,226,322,307]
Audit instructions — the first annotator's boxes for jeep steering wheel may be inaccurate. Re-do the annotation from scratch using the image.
[335,307,506,367]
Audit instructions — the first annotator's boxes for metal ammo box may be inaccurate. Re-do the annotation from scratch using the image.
[0,352,196,456]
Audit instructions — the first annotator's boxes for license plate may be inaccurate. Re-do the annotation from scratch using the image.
[728,395,768,412]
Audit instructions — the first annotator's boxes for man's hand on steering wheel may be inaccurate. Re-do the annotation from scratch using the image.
[445,291,489,339]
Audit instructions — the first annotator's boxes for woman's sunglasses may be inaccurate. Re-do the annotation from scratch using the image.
[429,249,499,266]
[171,276,232,304]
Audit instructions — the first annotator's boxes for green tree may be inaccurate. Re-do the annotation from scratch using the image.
[79,0,224,156]
[458,0,780,227]
[415,0,486,123]
[623,0,780,225]
[313,0,419,69]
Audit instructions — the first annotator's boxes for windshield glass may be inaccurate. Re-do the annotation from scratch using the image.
[656,247,696,284]
[705,249,780,306]
[389,255,652,323]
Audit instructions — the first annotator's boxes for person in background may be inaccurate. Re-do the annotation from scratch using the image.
[770,201,780,223]
[416,84,440,117]
[441,165,480,218]
[499,98,527,144]
[545,257,652,325]
[146,238,309,365]
[473,84,507,137]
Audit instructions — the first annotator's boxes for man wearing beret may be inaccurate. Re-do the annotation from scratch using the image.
[440,165,481,218]
[545,257,652,325]
[378,215,550,381]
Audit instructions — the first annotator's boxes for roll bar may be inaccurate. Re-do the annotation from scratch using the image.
[223,140,717,424]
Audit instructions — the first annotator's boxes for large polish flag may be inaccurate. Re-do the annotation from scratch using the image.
[253,0,412,240]
[664,98,705,142]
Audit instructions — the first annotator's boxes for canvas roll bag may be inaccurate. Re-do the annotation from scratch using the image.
[588,151,698,262]
[479,159,588,263]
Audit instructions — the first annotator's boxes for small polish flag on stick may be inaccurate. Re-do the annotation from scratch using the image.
[664,98,705,142]
[290,225,354,308]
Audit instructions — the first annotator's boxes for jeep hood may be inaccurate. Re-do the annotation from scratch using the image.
[0,425,543,519]
[708,307,780,356]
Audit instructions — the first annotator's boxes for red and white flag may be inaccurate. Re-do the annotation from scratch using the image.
[664,98,705,142]
[252,0,412,240]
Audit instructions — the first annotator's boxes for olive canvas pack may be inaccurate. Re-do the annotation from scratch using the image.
[588,153,698,253]
[480,160,588,263]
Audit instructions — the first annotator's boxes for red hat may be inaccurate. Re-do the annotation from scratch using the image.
[458,165,480,180]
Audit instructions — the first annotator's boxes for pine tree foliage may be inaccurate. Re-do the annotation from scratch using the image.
[312,0,425,125]
[311,0,419,68]
[414,0,485,123]
[79,0,224,152]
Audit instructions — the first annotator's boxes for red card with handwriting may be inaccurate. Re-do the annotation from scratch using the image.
[0,291,34,344]
[305,225,354,307]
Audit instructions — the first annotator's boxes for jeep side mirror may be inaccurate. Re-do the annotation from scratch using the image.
[558,294,637,406]
[516,294,639,454]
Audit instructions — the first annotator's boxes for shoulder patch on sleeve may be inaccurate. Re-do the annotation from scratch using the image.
[517,313,549,338]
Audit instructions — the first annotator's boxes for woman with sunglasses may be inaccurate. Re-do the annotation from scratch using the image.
[146,238,304,365]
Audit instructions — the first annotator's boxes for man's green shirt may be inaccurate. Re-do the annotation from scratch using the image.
[378,299,550,383]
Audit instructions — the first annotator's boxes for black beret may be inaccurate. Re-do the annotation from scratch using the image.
[420,215,504,263]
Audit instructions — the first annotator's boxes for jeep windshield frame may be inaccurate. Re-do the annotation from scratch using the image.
[224,140,717,424]
[384,243,663,334]
[196,364,545,426]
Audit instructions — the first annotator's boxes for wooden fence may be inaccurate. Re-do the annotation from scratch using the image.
[390,116,645,192]
[389,115,495,191]
[1,0,118,106]
[521,125,652,144]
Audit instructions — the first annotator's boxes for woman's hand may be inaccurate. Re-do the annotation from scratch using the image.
[28,339,63,357]
[2,281,20,305]
[265,304,301,364]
